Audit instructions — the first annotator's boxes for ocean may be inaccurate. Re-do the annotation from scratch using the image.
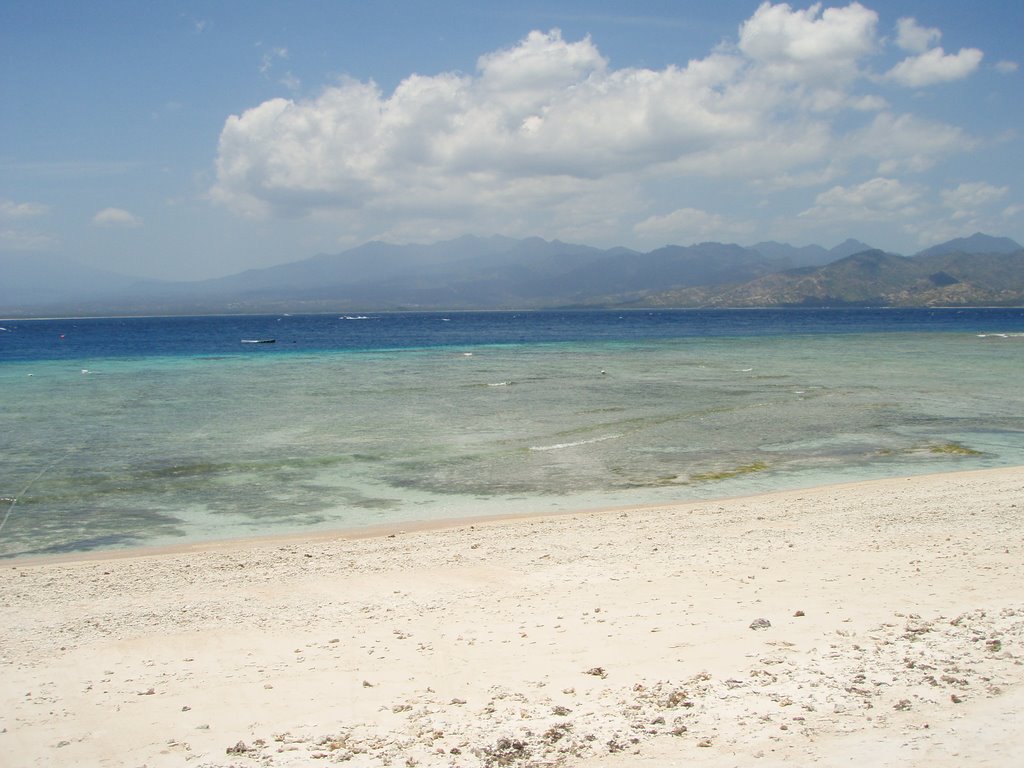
[2,308,1023,559]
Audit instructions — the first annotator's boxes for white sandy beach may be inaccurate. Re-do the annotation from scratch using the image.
[2,467,1023,767]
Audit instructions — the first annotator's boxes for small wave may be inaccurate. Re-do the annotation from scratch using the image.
[977,332,1024,338]
[529,434,621,452]
[340,315,371,320]
[487,381,513,387]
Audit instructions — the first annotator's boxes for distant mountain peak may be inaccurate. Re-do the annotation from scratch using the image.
[915,232,1022,258]
[828,238,874,258]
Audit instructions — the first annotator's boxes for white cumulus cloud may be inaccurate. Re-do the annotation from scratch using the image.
[209,3,988,245]
[737,1,879,83]
[887,15,981,87]
[885,46,983,87]
[93,207,142,227]
[894,18,941,54]
[211,28,774,223]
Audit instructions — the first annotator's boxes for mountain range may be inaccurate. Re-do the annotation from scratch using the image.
[1,232,1022,316]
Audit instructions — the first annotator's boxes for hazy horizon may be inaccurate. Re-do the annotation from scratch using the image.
[10,230,1020,285]
[2,1,1022,281]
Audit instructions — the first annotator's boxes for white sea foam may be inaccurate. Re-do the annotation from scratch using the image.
[529,434,622,452]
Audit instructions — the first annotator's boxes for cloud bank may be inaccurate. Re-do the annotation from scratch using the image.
[210,2,996,247]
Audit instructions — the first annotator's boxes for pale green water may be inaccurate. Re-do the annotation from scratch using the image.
[2,331,1022,558]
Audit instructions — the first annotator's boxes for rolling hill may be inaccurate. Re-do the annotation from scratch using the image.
[634,236,1024,308]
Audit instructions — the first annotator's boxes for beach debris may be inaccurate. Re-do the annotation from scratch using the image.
[544,723,573,744]
[478,737,530,767]
[794,610,806,617]
[660,688,693,708]
[226,740,252,754]
[903,616,934,638]
[314,734,355,758]
[584,666,607,678]
[606,737,628,752]
[749,618,772,630]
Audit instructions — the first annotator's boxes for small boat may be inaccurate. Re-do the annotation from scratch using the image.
[241,338,276,344]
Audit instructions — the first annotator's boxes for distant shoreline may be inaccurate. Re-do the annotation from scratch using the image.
[5,304,1024,322]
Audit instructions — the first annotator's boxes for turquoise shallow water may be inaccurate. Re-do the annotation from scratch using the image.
[2,311,1023,558]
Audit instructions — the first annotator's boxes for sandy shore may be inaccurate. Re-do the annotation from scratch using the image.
[2,468,1023,767]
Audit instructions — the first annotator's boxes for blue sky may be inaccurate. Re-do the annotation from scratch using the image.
[2,1,1021,280]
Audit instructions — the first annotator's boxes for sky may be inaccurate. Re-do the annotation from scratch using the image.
[1,1,1022,281]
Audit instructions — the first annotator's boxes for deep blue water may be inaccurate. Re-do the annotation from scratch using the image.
[4,307,1024,362]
